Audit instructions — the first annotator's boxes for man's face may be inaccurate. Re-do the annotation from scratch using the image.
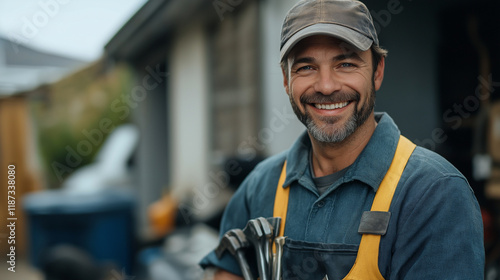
[283,35,385,143]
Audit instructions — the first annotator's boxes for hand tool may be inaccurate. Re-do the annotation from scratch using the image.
[272,236,285,280]
[265,217,281,241]
[215,232,254,280]
[243,219,270,280]
[226,229,249,248]
[256,217,274,272]
[266,216,282,255]
[266,217,282,279]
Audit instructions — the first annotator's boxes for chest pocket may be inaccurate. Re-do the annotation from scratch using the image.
[273,136,416,280]
[281,239,359,279]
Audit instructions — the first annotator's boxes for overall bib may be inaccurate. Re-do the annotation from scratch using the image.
[273,136,416,279]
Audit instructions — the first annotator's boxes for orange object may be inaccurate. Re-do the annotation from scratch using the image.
[148,192,178,237]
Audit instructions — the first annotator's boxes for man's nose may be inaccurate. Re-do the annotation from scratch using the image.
[313,68,341,95]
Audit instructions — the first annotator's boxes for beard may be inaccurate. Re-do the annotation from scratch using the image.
[289,83,376,143]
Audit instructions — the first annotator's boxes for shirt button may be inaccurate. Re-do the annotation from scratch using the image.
[317,201,325,208]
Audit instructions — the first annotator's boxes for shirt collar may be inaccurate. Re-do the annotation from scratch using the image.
[282,112,401,192]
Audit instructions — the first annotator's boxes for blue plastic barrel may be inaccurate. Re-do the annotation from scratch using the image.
[22,189,136,274]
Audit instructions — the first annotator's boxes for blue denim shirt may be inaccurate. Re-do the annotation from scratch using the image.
[200,112,484,279]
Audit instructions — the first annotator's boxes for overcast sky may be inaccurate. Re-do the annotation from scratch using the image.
[0,0,147,61]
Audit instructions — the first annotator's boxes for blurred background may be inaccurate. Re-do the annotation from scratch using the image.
[0,0,500,279]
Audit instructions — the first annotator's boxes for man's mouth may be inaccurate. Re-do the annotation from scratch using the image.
[314,101,350,110]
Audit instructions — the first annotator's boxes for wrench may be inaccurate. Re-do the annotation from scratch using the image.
[272,236,286,280]
[227,229,250,248]
[266,217,282,279]
[243,219,270,280]
[266,217,281,241]
[215,232,254,280]
[256,217,274,273]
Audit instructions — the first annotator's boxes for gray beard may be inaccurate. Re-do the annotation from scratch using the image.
[290,86,375,143]
[306,113,358,143]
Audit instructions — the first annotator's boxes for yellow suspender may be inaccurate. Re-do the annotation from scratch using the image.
[274,160,290,240]
[272,135,416,279]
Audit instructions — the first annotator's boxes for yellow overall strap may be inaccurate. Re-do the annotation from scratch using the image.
[272,161,289,253]
[343,135,416,280]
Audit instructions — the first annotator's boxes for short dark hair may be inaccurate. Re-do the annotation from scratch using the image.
[371,44,388,73]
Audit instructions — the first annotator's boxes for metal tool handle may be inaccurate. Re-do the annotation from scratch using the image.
[236,250,254,280]
[272,236,285,280]
[272,253,278,280]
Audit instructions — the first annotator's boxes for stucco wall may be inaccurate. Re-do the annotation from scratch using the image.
[169,22,210,196]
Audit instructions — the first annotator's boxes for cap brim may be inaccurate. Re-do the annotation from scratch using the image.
[280,23,373,62]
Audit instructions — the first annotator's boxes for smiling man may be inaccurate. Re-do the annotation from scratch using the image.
[285,35,382,177]
[200,0,485,279]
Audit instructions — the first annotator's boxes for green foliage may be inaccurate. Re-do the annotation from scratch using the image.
[30,61,135,188]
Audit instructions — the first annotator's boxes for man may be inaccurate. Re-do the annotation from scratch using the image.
[201,0,485,279]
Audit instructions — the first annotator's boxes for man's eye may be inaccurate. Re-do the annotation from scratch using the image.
[296,65,313,72]
[340,63,355,68]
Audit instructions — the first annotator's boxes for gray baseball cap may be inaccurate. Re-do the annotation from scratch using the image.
[280,0,379,62]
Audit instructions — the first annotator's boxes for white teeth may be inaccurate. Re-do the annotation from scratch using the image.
[314,102,349,110]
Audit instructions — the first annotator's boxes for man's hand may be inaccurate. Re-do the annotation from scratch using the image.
[213,269,244,280]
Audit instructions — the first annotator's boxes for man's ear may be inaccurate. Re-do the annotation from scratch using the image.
[282,66,290,95]
[373,56,385,91]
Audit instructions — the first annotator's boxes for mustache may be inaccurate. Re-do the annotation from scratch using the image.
[299,91,360,104]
